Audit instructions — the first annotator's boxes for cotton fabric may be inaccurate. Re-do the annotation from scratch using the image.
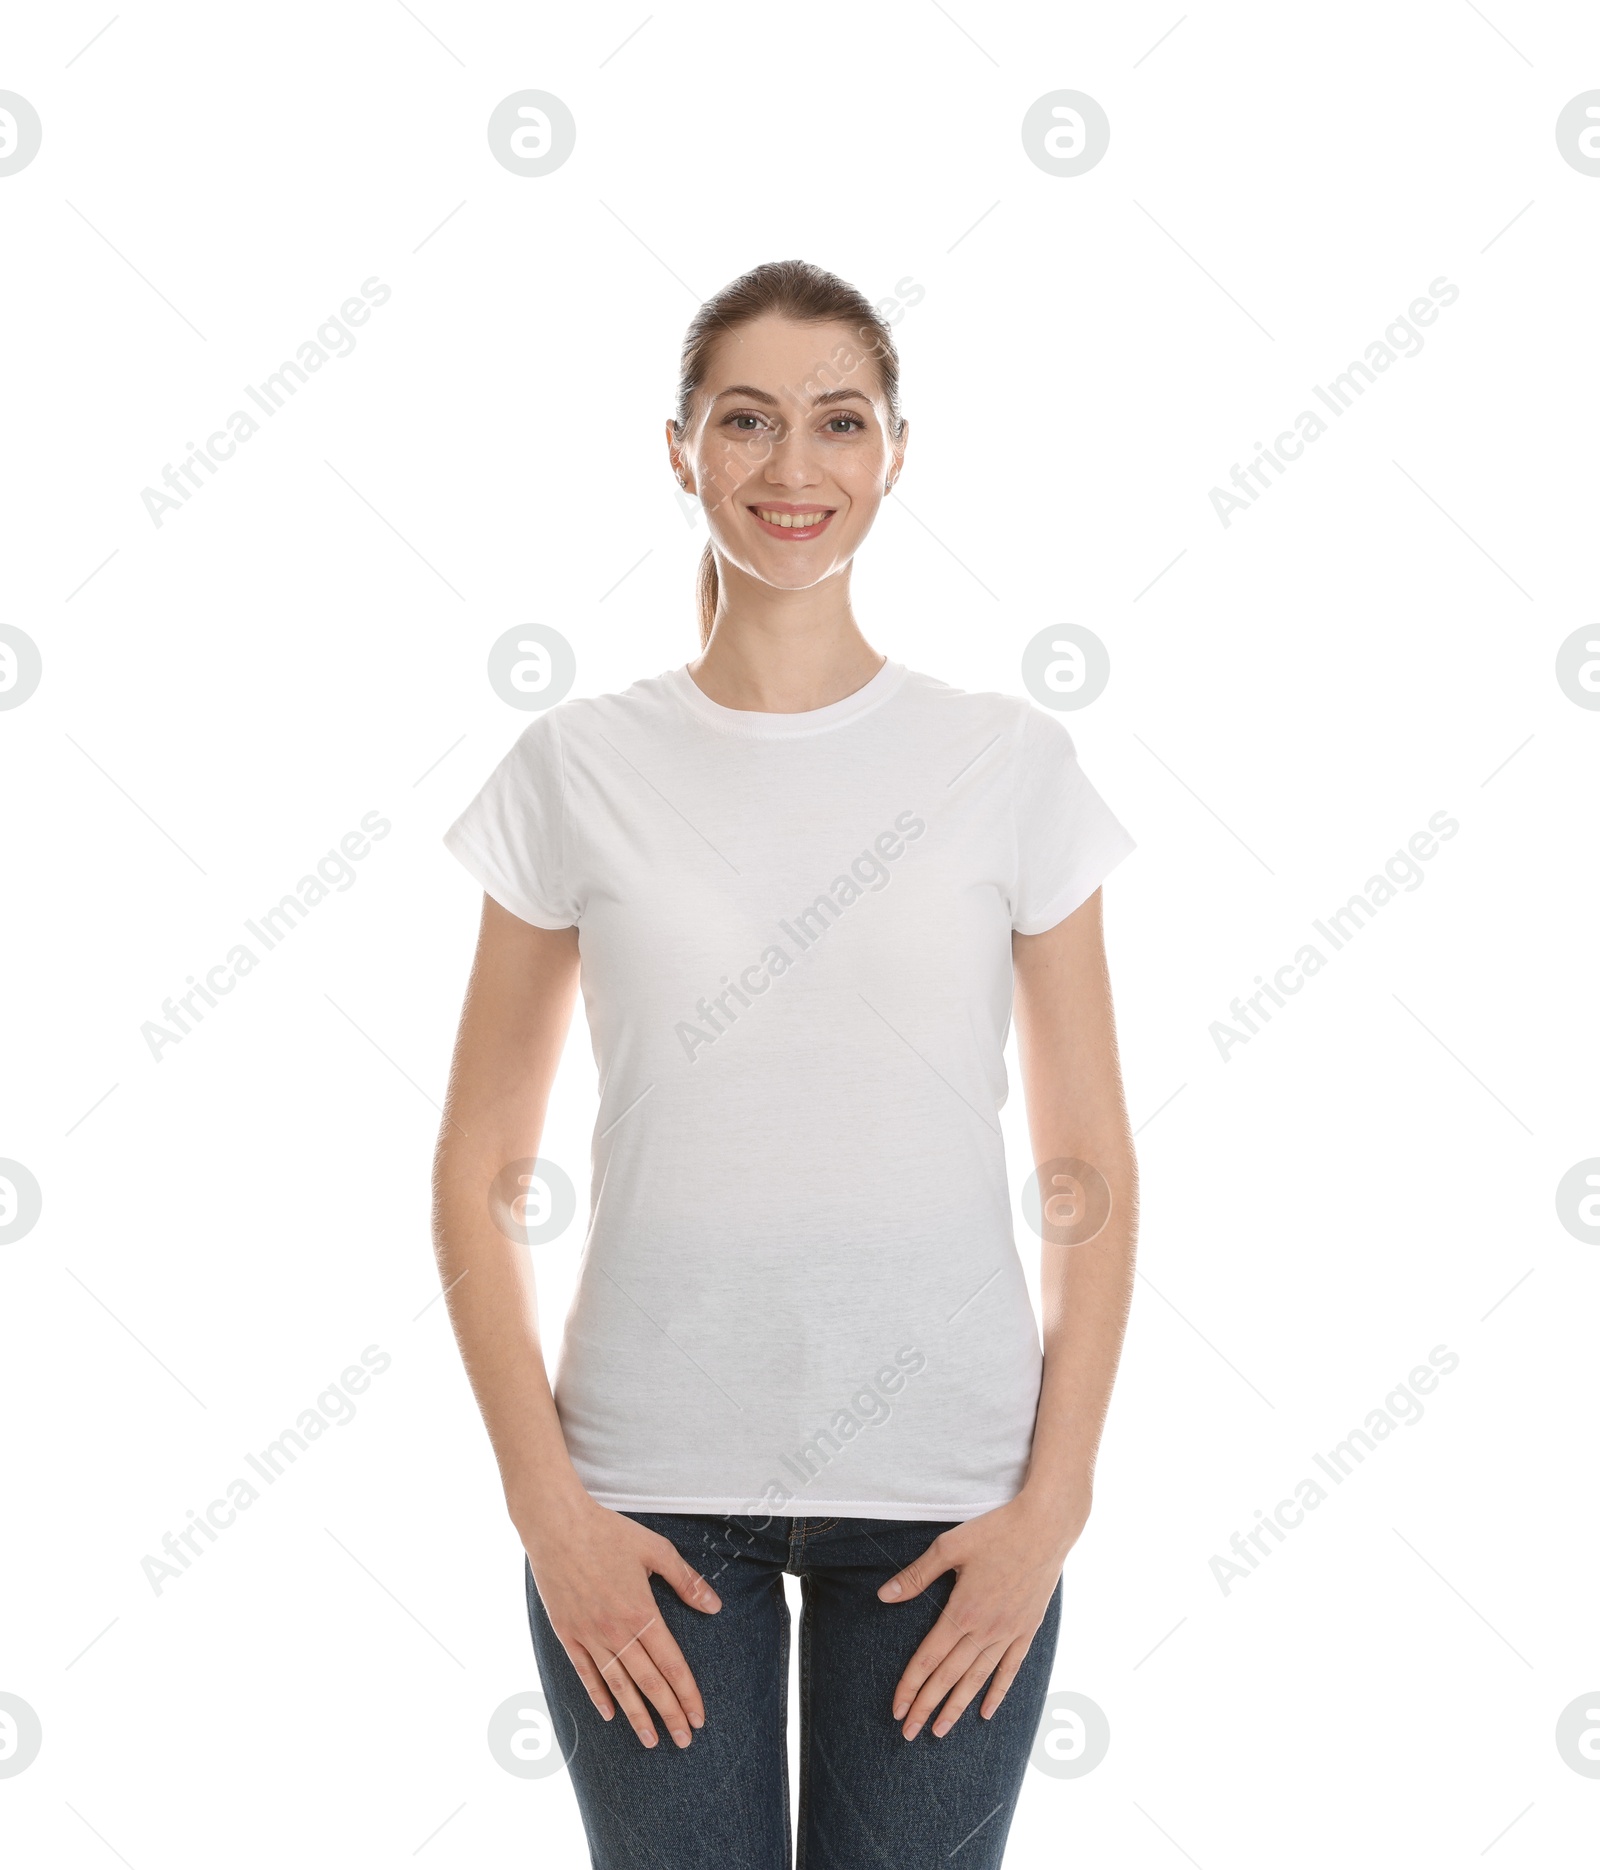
[443,658,1135,1520]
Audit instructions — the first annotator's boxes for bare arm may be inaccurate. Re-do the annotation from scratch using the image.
[432,896,583,1518]
[1010,882,1139,1513]
[878,887,1138,1737]
[432,894,721,1750]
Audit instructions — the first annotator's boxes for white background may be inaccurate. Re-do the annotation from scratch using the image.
[2,2,1597,1865]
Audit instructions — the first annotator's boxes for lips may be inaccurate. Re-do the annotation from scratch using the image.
[749,504,835,541]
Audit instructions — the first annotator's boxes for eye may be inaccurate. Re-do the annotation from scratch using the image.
[723,411,770,433]
[826,413,866,434]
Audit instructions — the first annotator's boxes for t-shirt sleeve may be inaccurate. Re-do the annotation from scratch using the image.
[441,709,580,929]
[1009,702,1137,935]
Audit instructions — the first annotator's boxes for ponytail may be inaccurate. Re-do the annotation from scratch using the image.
[696,541,718,651]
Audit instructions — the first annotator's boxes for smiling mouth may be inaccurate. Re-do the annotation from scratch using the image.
[749,505,835,539]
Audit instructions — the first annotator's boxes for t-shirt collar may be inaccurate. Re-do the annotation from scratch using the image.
[665,656,907,738]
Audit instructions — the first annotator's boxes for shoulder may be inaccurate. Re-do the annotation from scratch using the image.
[496,667,682,759]
[895,666,1076,759]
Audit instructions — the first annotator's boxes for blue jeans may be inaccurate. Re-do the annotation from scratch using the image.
[525,1512,1063,1868]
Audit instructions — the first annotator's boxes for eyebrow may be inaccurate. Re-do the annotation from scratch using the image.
[710,384,872,408]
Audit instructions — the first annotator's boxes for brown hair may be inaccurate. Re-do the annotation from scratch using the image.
[670,259,907,650]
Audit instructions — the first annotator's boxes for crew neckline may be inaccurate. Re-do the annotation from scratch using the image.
[665,656,907,738]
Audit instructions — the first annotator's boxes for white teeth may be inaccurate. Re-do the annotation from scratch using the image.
[756,509,828,528]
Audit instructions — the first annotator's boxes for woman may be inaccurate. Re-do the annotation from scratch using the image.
[434,258,1139,1868]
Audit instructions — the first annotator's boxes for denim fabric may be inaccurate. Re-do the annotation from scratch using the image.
[524,1512,1063,1868]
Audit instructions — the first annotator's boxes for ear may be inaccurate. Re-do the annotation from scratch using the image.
[664,417,692,493]
[888,416,910,490]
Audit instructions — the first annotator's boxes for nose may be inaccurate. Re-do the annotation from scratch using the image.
[760,419,824,492]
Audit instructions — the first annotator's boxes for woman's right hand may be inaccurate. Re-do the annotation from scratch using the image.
[518,1493,722,1749]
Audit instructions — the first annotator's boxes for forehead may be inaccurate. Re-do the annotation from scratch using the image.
[701,313,884,407]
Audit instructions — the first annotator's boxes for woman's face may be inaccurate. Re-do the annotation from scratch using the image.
[667,313,908,594]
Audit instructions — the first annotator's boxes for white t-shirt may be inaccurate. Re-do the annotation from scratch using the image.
[442,657,1135,1521]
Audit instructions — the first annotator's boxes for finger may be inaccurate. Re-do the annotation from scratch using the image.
[649,1537,723,1615]
[596,1649,661,1748]
[639,1625,708,1731]
[564,1640,617,1721]
[877,1534,952,1604]
[903,1627,1005,1740]
[978,1637,1032,1720]
[891,1601,985,1720]
[890,1619,966,1721]
[931,1650,1002,1737]
[609,1628,695,1749]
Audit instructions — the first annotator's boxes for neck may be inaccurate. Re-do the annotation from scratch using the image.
[691,561,884,713]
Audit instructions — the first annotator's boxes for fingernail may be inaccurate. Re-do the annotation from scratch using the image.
[882,1580,902,1599]
[673,1730,690,1748]
[893,1703,907,1720]
[933,1722,949,1738]
[903,1724,920,1742]
[690,1712,704,1729]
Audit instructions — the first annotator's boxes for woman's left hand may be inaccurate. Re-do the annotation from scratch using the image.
[876,1482,1090,1740]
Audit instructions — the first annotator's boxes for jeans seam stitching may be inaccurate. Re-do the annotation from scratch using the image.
[795,1572,811,1870]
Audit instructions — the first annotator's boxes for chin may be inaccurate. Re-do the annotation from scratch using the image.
[717,545,838,590]
[761,562,840,592]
